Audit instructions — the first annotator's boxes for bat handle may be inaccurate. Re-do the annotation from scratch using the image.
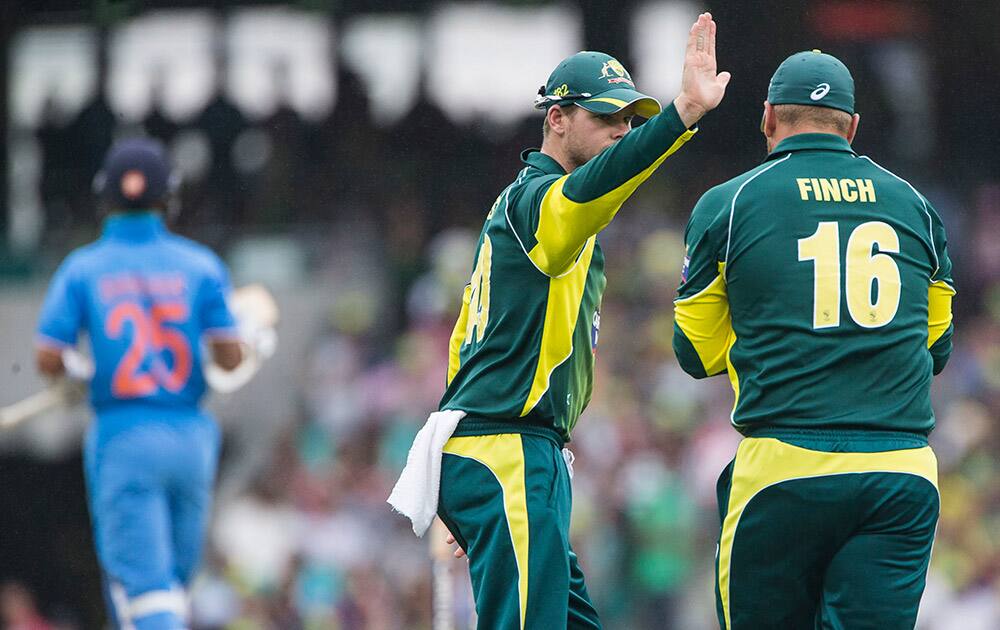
[430,517,456,630]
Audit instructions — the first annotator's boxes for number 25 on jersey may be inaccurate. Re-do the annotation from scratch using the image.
[106,301,193,398]
[798,221,901,330]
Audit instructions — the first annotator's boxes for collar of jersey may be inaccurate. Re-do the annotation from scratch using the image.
[766,132,855,161]
[102,211,166,241]
[520,149,567,175]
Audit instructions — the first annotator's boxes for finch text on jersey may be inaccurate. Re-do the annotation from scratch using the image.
[797,178,876,203]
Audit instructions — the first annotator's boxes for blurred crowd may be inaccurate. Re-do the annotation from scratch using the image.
[21,61,543,272]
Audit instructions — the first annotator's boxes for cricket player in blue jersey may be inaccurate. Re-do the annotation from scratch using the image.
[35,138,243,630]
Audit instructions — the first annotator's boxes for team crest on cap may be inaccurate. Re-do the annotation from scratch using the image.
[120,170,147,200]
[600,59,634,86]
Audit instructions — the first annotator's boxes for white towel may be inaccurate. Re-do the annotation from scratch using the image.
[387,409,466,537]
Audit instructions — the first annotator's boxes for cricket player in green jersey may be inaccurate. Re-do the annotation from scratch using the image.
[430,13,729,630]
[673,50,955,629]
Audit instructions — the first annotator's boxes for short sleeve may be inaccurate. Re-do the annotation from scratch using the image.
[37,256,85,349]
[199,257,238,338]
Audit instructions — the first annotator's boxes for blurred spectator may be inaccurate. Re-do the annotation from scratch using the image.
[36,97,75,238]
[0,582,52,630]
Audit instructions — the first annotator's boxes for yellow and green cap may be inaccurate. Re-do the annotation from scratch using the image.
[535,51,661,119]
[767,50,855,114]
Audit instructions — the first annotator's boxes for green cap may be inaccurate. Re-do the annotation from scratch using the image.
[535,51,661,119]
[767,50,855,114]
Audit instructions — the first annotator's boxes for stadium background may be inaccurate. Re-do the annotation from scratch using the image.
[0,1,997,628]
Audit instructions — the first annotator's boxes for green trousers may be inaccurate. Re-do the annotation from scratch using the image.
[715,436,939,630]
[438,432,601,630]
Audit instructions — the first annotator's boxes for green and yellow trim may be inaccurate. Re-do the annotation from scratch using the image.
[446,283,472,385]
[528,132,693,277]
[583,96,629,109]
[442,434,530,629]
[520,238,596,417]
[927,280,955,348]
[674,262,735,377]
[717,437,938,629]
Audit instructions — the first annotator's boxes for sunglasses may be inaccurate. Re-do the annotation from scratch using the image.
[533,85,593,109]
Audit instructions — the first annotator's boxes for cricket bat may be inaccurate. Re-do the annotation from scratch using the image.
[430,517,456,630]
[0,379,84,430]
[0,347,93,430]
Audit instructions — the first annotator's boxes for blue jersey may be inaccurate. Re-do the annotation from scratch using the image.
[37,212,237,414]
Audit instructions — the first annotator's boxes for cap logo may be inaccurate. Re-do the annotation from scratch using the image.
[810,83,831,101]
[120,170,147,200]
[599,59,634,86]
[599,59,626,78]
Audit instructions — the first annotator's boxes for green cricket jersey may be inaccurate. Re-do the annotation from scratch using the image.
[442,104,696,443]
[673,133,955,435]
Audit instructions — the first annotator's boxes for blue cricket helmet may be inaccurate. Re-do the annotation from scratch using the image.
[94,137,178,210]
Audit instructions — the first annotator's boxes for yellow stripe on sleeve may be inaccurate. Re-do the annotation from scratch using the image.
[927,280,955,348]
[527,130,695,276]
[674,262,735,376]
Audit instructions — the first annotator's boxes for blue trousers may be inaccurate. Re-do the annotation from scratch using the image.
[85,409,220,630]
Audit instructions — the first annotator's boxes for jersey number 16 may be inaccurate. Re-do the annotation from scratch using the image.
[798,221,902,330]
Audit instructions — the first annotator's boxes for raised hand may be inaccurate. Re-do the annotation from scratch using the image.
[674,12,731,128]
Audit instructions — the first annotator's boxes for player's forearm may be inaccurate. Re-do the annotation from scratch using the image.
[210,340,243,372]
[35,347,65,378]
[563,103,693,203]
[673,94,709,129]
[530,104,695,275]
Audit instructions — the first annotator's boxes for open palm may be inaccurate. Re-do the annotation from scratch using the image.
[676,13,731,125]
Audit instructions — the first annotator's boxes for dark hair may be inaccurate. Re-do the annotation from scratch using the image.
[94,137,174,211]
[773,104,852,135]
